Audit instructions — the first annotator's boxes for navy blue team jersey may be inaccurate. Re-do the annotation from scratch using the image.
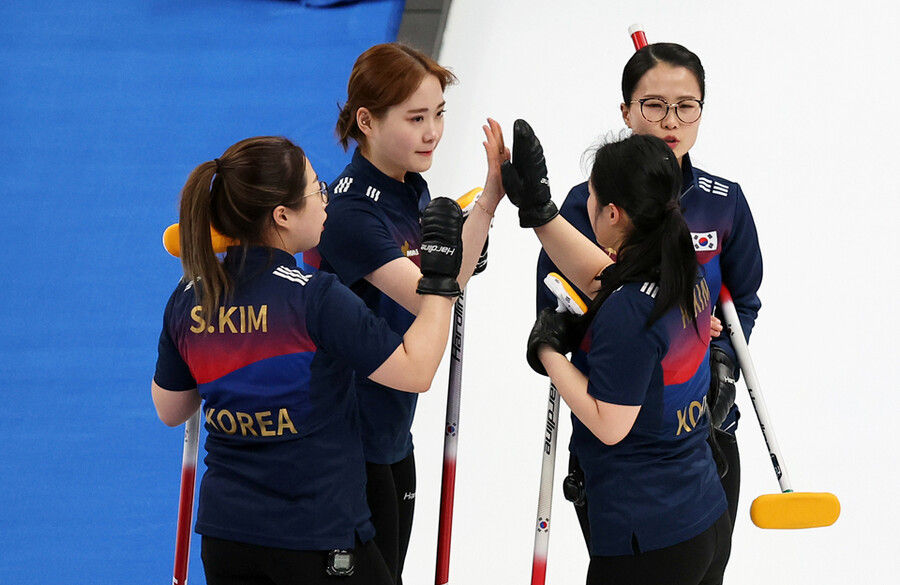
[571,278,728,556]
[153,246,403,550]
[308,148,430,465]
[537,153,763,432]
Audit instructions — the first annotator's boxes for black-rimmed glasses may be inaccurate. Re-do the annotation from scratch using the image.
[630,98,704,124]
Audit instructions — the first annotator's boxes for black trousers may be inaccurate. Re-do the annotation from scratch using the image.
[365,453,416,585]
[201,536,392,585]
[713,428,741,530]
[586,511,732,585]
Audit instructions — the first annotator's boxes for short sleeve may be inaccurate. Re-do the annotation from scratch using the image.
[153,288,197,391]
[304,273,403,377]
[586,289,665,406]
[318,196,404,285]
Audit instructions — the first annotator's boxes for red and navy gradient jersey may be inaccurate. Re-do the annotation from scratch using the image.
[537,153,763,431]
[310,148,430,465]
[570,279,727,556]
[153,246,402,550]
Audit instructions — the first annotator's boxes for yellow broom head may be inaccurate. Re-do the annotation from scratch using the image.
[163,223,235,258]
[750,492,840,529]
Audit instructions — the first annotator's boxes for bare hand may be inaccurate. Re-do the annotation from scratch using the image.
[710,315,723,338]
[481,118,509,208]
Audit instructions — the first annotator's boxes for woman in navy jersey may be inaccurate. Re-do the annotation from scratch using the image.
[504,123,731,584]
[308,43,505,584]
[535,43,763,541]
[151,136,466,585]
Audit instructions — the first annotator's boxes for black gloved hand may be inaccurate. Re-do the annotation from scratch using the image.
[707,427,731,478]
[500,119,559,228]
[707,347,737,429]
[526,307,588,376]
[416,197,464,297]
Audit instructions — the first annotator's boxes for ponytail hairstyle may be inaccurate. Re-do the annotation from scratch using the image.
[622,42,705,103]
[336,42,457,151]
[589,134,699,328]
[178,136,308,320]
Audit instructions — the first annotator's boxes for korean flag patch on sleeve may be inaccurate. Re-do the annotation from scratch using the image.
[691,231,718,251]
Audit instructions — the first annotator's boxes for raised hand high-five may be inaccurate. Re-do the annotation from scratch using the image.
[501,119,559,227]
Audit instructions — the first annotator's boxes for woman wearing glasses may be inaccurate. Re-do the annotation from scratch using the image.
[151,135,466,585]
[307,43,505,584]
[536,42,763,570]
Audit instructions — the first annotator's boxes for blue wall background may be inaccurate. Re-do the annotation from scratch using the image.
[0,1,403,582]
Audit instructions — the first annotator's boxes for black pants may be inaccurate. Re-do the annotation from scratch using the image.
[365,453,416,585]
[201,536,393,585]
[586,511,732,585]
[713,428,740,530]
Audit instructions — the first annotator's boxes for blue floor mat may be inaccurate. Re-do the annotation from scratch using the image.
[0,1,403,582]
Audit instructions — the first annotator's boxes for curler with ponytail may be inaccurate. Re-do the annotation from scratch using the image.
[177,136,309,320]
[588,134,699,329]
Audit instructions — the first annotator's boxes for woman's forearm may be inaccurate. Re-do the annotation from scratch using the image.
[541,349,640,445]
[533,217,612,298]
[368,295,455,393]
[457,196,494,291]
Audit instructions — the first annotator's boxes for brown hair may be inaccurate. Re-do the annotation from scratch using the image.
[178,136,308,319]
[336,42,457,151]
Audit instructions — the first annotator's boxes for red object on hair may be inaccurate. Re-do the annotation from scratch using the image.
[629,23,648,50]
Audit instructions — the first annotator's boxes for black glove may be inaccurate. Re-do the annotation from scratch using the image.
[416,197,464,296]
[707,427,731,479]
[707,347,737,429]
[500,119,559,228]
[526,307,589,376]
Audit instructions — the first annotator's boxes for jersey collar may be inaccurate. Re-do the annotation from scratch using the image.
[350,148,428,201]
[681,152,696,196]
[223,246,297,271]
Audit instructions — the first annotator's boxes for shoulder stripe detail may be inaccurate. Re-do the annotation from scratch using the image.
[640,282,659,298]
[334,177,353,194]
[711,182,729,196]
[698,176,730,197]
[366,185,381,201]
[273,265,311,286]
